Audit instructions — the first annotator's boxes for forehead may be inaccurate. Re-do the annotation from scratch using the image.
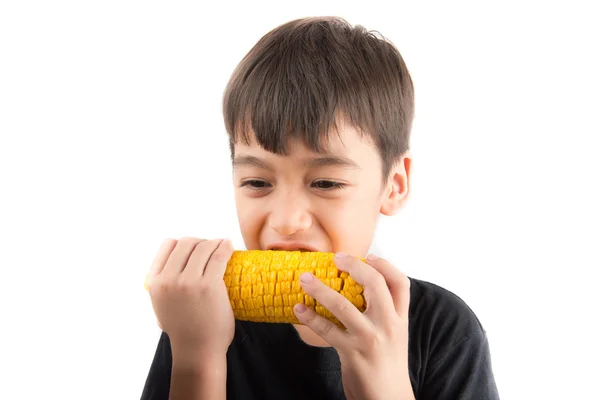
[233,122,376,161]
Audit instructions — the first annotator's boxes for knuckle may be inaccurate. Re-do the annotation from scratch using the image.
[176,279,197,295]
[222,239,235,254]
[318,319,334,337]
[196,239,217,250]
[210,249,230,263]
[180,236,199,241]
[161,238,177,248]
[302,308,318,323]
[383,319,403,338]
[190,242,211,257]
[156,280,171,293]
[336,298,351,315]
[378,258,393,269]
[149,279,172,297]
[365,271,386,288]
[303,279,323,296]
[362,329,383,351]
[179,237,204,248]
[197,281,211,295]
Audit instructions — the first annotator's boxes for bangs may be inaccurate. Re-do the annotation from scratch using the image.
[223,36,379,154]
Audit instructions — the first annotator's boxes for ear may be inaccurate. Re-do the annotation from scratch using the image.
[380,153,412,216]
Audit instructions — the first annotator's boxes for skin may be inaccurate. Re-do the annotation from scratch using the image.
[146,120,415,399]
[147,238,234,400]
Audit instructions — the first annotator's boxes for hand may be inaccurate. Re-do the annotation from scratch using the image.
[293,252,414,400]
[145,237,235,361]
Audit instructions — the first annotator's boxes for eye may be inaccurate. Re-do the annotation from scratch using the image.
[311,180,347,190]
[240,179,272,190]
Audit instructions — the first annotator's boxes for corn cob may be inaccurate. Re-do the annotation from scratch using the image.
[145,250,366,327]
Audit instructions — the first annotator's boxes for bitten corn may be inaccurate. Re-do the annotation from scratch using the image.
[225,250,366,327]
[145,250,366,327]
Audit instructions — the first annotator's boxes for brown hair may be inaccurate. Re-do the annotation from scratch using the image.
[222,16,414,181]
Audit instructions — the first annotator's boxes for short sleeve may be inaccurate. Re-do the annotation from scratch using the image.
[418,328,500,399]
[140,332,172,400]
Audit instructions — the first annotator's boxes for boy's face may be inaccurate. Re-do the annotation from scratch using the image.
[231,122,410,257]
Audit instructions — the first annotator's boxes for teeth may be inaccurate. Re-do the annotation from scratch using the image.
[272,248,308,252]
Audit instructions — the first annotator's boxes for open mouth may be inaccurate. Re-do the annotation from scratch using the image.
[271,248,312,252]
[267,243,319,252]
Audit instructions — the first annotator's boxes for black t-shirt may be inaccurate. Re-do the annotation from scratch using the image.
[140,277,500,399]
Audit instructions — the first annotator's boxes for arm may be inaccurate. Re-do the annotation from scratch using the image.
[169,349,227,400]
[140,332,228,400]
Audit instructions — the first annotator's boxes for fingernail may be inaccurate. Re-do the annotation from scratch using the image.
[335,252,348,259]
[367,253,378,260]
[300,272,314,283]
[295,303,307,313]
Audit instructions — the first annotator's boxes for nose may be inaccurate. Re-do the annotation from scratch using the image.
[268,190,312,236]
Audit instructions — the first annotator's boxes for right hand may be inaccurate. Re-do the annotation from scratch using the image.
[145,237,235,359]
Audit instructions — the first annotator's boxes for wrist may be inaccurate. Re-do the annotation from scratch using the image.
[171,343,227,373]
[169,346,227,399]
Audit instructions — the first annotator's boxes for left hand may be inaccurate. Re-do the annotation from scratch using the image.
[293,252,415,400]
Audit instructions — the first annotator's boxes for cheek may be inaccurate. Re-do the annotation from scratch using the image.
[234,193,265,246]
[318,193,380,251]
[334,190,381,219]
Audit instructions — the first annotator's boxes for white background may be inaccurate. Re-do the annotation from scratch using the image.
[1,1,598,399]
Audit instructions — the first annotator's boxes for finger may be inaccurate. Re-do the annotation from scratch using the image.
[181,239,224,279]
[298,272,370,335]
[293,302,347,347]
[202,239,234,282]
[146,239,178,289]
[365,254,411,320]
[161,237,206,278]
[333,253,396,321]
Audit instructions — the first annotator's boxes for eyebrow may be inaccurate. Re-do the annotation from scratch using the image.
[232,154,361,171]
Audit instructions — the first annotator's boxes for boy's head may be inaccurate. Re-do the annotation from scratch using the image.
[222,16,414,256]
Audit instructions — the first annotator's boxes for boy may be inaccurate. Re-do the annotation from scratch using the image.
[141,16,499,399]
